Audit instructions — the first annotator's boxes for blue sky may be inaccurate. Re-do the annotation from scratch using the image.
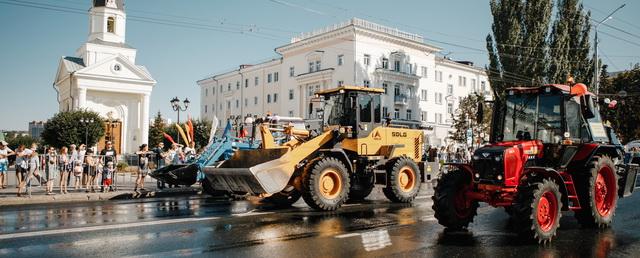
[0,0,638,130]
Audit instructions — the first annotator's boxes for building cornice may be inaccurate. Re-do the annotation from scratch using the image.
[435,58,486,75]
[374,68,420,85]
[295,68,335,84]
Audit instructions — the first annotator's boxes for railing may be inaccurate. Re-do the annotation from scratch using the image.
[394,94,409,105]
[291,18,424,43]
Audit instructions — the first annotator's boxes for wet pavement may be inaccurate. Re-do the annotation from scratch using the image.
[0,184,639,258]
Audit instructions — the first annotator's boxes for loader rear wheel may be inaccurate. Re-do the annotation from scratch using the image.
[575,156,619,228]
[513,178,562,244]
[432,170,478,229]
[383,157,421,203]
[302,157,350,211]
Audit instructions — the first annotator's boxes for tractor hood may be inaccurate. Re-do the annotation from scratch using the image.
[473,140,543,186]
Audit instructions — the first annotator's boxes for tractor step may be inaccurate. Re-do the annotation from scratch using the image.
[560,172,581,210]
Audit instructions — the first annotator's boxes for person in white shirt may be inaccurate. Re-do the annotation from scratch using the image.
[0,141,15,189]
[17,143,42,197]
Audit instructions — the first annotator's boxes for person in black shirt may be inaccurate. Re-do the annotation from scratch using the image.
[135,144,152,193]
[99,141,117,191]
[152,142,169,189]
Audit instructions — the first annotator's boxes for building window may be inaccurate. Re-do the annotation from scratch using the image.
[407,63,413,74]
[254,96,258,105]
[435,70,443,82]
[421,66,428,78]
[481,81,487,94]
[267,94,271,103]
[394,60,401,72]
[471,79,477,92]
[315,60,321,71]
[204,105,208,113]
[236,81,239,90]
[447,103,454,114]
[245,79,249,88]
[289,110,294,117]
[205,88,208,96]
[289,66,295,77]
[435,92,443,104]
[338,55,344,66]
[308,62,314,73]
[338,80,344,87]
[273,93,278,103]
[212,104,215,111]
[382,58,389,69]
[421,111,427,121]
[364,54,370,66]
[421,89,427,101]
[227,83,231,91]
[435,113,443,124]
[383,82,388,94]
[267,73,272,83]
[406,109,412,120]
[458,76,467,87]
[220,85,223,93]
[447,84,453,95]
[363,80,370,87]
[394,109,400,119]
[383,107,388,117]
[244,98,248,107]
[227,101,231,109]
[394,85,400,96]
[212,87,215,95]
[235,99,239,108]
[255,76,259,86]
[308,86,314,96]
[274,72,279,82]
[107,17,115,33]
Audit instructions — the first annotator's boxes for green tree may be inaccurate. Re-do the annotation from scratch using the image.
[148,111,165,148]
[41,110,105,148]
[547,0,592,85]
[449,95,492,146]
[6,134,38,151]
[598,66,640,143]
[192,119,212,150]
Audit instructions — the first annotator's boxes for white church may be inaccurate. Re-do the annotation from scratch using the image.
[53,0,156,153]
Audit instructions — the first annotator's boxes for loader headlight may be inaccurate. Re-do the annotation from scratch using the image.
[475,173,480,178]
[494,156,502,162]
[497,175,503,180]
[339,127,346,134]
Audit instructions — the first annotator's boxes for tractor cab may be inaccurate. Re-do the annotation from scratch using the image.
[315,86,384,139]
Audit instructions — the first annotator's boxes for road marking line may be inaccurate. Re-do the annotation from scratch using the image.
[231,211,275,217]
[0,216,220,240]
[335,233,361,239]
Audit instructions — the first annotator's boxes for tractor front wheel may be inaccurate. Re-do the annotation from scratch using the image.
[301,157,350,211]
[575,156,619,228]
[432,169,479,229]
[513,178,562,244]
[383,157,421,203]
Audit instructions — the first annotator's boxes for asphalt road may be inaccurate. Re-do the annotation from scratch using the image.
[0,184,639,258]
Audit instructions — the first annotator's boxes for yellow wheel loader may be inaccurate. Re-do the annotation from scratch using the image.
[203,86,425,211]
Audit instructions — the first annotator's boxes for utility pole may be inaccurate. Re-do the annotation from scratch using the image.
[594,4,626,102]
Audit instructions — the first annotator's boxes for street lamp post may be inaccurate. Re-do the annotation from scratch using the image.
[594,4,626,102]
[170,97,190,144]
[79,118,95,146]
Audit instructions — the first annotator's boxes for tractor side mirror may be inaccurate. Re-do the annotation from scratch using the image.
[580,95,596,119]
[476,101,484,124]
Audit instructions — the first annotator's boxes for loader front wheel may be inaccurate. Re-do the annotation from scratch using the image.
[263,186,301,208]
[302,157,350,211]
[383,157,421,203]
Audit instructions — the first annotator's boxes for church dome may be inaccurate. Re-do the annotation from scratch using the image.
[93,0,124,10]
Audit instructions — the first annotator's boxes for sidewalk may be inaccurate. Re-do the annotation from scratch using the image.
[0,168,200,207]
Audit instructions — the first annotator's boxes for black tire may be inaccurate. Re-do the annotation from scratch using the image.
[432,169,479,229]
[348,175,375,201]
[201,179,229,197]
[383,157,421,203]
[301,157,350,211]
[512,178,562,244]
[574,156,619,228]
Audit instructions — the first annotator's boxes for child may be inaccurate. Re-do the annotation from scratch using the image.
[103,161,114,192]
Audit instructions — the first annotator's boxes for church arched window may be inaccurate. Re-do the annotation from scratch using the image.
[107,17,115,33]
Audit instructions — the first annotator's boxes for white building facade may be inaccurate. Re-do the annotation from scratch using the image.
[198,18,489,146]
[54,0,156,153]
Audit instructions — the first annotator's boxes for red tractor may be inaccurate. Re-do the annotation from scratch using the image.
[432,83,638,243]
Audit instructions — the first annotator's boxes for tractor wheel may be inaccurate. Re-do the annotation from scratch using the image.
[512,178,562,244]
[301,157,350,211]
[263,186,302,208]
[383,157,421,203]
[432,169,479,229]
[201,179,229,197]
[348,175,375,201]
[574,156,619,228]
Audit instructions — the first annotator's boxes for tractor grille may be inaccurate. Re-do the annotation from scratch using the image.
[472,146,506,184]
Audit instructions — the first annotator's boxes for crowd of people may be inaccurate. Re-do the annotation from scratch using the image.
[423,145,475,165]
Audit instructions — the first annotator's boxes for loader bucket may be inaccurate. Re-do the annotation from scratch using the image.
[203,148,290,195]
[150,164,199,186]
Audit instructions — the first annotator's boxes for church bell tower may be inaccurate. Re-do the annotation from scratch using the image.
[89,0,126,44]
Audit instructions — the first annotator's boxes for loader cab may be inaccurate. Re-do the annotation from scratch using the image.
[316,86,384,138]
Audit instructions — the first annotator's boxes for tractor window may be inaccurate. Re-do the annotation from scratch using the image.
[565,97,582,141]
[536,94,563,143]
[373,95,381,123]
[359,95,372,122]
[503,94,537,141]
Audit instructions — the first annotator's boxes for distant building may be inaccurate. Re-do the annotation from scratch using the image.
[198,18,490,146]
[28,121,47,140]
